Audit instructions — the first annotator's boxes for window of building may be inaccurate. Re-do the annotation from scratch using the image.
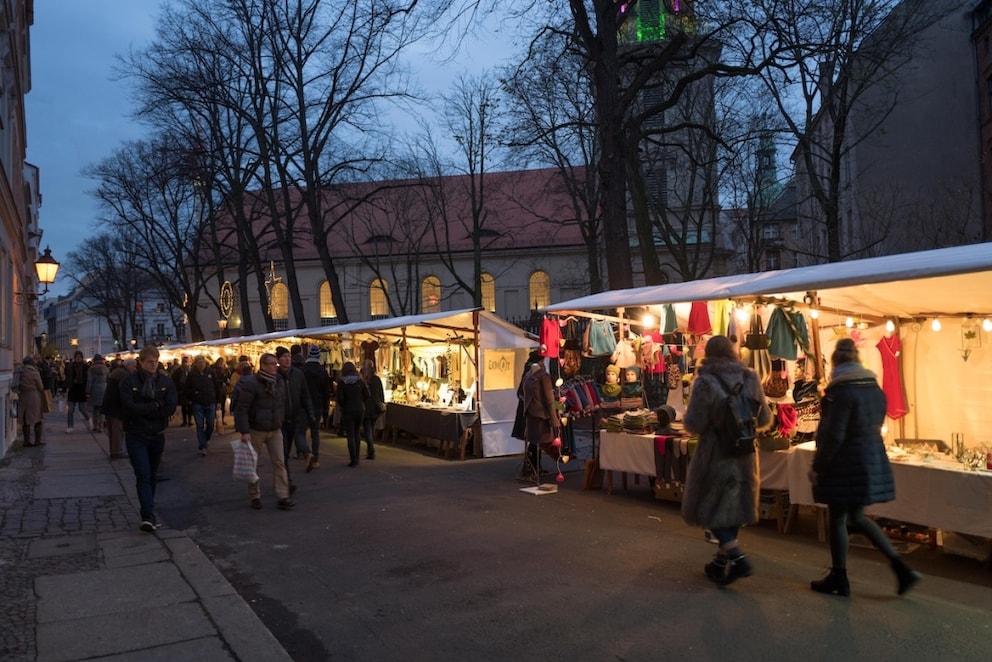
[528,271,550,310]
[765,249,781,271]
[761,223,781,240]
[271,282,289,330]
[319,281,338,324]
[421,276,441,313]
[481,272,495,312]
[370,278,389,317]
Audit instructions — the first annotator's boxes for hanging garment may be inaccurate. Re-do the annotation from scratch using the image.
[611,338,638,369]
[712,300,732,337]
[876,335,909,420]
[687,301,712,336]
[540,317,562,358]
[663,304,678,333]
[585,319,617,357]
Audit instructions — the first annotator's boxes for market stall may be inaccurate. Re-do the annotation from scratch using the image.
[542,242,992,539]
[174,309,536,458]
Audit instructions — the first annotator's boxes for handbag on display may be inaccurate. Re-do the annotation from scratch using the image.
[666,356,682,391]
[763,359,789,399]
[744,313,770,350]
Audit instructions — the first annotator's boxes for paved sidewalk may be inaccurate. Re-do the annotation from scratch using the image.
[0,413,292,662]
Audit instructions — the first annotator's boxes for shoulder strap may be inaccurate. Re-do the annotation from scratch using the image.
[711,372,743,396]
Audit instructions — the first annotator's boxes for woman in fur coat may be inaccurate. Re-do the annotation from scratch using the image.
[681,335,772,585]
[16,356,47,446]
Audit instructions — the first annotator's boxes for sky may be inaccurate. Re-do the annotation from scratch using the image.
[25,1,517,298]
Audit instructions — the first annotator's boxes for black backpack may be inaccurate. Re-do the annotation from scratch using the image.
[711,374,760,456]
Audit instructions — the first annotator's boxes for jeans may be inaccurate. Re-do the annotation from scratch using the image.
[827,503,899,569]
[710,526,740,548]
[192,402,216,451]
[361,417,376,458]
[66,400,89,429]
[343,413,362,462]
[125,431,165,523]
[308,415,323,458]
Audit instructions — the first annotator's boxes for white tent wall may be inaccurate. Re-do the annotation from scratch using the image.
[477,314,539,457]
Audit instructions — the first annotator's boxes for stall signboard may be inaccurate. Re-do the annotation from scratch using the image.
[483,349,517,391]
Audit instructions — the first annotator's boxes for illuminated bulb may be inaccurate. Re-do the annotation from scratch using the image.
[642,314,655,329]
[845,317,854,328]
[983,318,992,333]
[931,318,941,332]
[735,306,750,324]
[885,320,895,334]
[809,308,819,320]
[881,423,888,436]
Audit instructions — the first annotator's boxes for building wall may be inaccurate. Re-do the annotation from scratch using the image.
[973,0,992,240]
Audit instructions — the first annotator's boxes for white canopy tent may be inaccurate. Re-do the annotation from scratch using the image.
[544,243,992,447]
[167,309,536,457]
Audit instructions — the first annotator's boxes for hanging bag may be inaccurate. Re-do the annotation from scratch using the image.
[230,440,259,482]
[744,313,770,350]
[666,352,682,390]
[763,358,789,399]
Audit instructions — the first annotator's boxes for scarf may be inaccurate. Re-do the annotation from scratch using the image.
[256,369,276,393]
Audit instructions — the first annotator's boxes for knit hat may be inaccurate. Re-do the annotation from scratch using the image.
[93,354,103,362]
[275,346,291,358]
[307,346,321,363]
[605,364,620,378]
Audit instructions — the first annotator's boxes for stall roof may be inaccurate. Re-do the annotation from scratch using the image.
[192,309,534,349]
[543,242,992,320]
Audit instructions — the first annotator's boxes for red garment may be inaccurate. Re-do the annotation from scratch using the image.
[643,331,667,374]
[876,335,908,420]
[687,301,712,335]
[540,317,562,358]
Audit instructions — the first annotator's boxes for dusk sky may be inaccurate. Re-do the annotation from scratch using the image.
[25,1,515,298]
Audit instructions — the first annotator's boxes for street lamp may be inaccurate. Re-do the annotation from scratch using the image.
[217,318,228,338]
[14,246,60,304]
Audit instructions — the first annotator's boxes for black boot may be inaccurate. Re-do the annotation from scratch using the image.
[892,559,922,596]
[811,568,850,596]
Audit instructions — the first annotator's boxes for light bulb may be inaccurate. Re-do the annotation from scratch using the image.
[845,317,854,328]
[642,314,655,329]
[983,318,992,333]
[885,320,895,334]
[735,306,750,324]
[931,318,942,332]
[809,308,819,320]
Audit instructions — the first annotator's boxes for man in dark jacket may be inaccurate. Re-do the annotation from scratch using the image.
[171,355,193,426]
[277,346,315,478]
[102,358,136,459]
[336,361,370,467]
[302,345,330,470]
[234,352,294,510]
[185,355,222,456]
[120,345,178,532]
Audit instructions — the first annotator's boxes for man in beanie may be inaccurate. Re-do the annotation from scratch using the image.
[276,346,315,482]
[302,345,330,470]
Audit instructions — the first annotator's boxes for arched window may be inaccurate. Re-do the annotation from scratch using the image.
[319,281,338,324]
[421,276,442,313]
[370,278,389,317]
[528,270,550,310]
[481,272,495,312]
[270,282,289,330]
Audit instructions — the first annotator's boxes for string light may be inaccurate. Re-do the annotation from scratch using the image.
[642,313,655,329]
[931,318,942,332]
[885,319,895,334]
[845,316,854,328]
[810,308,820,320]
[983,318,992,333]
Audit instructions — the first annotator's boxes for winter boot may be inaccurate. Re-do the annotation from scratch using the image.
[892,558,922,596]
[22,424,34,446]
[34,422,44,445]
[811,568,850,596]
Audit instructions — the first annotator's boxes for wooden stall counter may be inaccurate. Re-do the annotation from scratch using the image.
[384,402,480,460]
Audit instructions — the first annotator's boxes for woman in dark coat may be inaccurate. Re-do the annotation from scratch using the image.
[808,338,921,597]
[681,335,772,586]
[522,352,561,463]
[15,356,46,446]
[336,361,370,467]
[360,359,385,460]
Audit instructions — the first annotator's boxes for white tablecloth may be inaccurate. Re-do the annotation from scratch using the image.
[788,441,992,538]
[597,431,792,491]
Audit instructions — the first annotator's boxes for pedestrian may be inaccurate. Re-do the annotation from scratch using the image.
[119,345,178,532]
[302,345,330,471]
[37,353,53,393]
[14,356,46,447]
[522,350,561,468]
[336,361,370,467]
[808,337,922,597]
[85,354,109,433]
[213,356,231,425]
[102,358,136,459]
[64,350,91,433]
[360,359,385,460]
[185,355,221,456]
[276,346,315,479]
[171,355,193,426]
[233,352,295,510]
[681,335,772,586]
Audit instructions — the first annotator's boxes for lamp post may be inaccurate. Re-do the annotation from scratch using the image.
[14,246,60,304]
[217,318,228,339]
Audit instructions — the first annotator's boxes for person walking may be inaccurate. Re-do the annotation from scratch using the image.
[233,352,294,510]
[808,337,922,597]
[681,335,772,586]
[212,357,231,426]
[336,361,370,467]
[276,346,315,480]
[64,350,91,433]
[119,345,178,532]
[185,355,222,456]
[102,358,136,459]
[85,354,110,433]
[14,356,46,447]
[360,359,385,460]
[302,346,330,470]
[171,355,193,426]
[521,350,561,468]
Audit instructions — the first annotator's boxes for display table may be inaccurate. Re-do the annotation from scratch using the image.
[787,441,992,538]
[384,403,480,459]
